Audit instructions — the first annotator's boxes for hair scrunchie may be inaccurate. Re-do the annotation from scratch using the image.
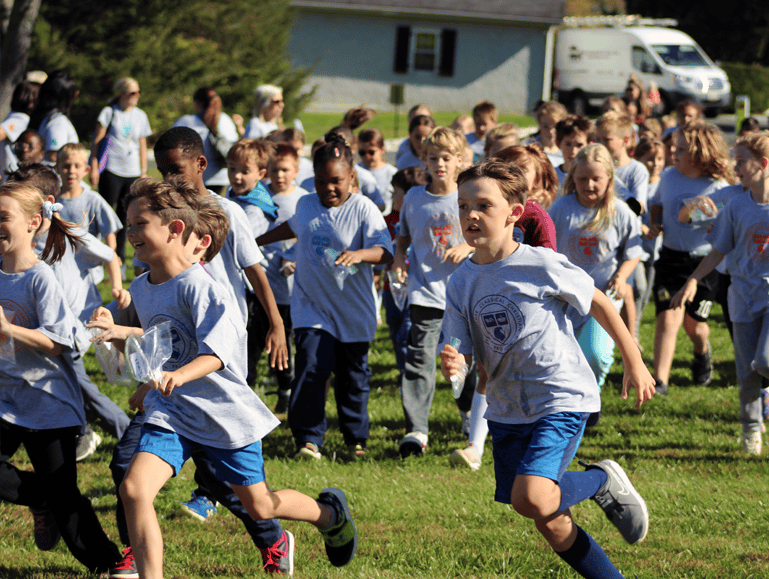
[42,200,64,220]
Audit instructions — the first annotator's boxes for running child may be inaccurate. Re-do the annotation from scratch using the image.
[550,144,644,391]
[13,129,46,166]
[483,123,520,159]
[647,122,735,394]
[528,101,568,167]
[396,115,435,171]
[395,104,433,162]
[392,127,475,456]
[0,181,123,572]
[465,100,498,161]
[256,133,393,459]
[440,158,654,579]
[671,133,769,455]
[358,128,397,214]
[554,114,592,194]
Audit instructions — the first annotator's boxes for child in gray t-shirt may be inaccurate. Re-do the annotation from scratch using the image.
[440,159,655,579]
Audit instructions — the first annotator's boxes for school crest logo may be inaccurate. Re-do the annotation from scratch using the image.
[0,299,28,353]
[305,221,339,265]
[567,229,603,266]
[473,295,524,353]
[746,223,769,263]
[147,315,196,369]
[424,214,462,257]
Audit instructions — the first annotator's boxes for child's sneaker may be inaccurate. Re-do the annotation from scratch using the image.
[654,378,668,397]
[75,426,102,461]
[176,492,217,522]
[317,488,357,567]
[399,431,428,458]
[691,342,713,385]
[29,507,60,551]
[448,445,481,471]
[347,443,366,459]
[294,442,322,460]
[742,431,762,455]
[584,459,649,545]
[109,546,138,578]
[259,530,294,576]
[274,390,291,415]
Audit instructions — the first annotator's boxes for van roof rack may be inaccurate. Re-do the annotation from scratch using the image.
[562,15,678,28]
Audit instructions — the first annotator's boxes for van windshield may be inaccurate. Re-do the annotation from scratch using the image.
[651,44,710,67]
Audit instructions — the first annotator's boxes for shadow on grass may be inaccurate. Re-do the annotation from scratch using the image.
[0,565,84,579]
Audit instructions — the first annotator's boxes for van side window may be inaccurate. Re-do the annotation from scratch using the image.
[632,46,660,74]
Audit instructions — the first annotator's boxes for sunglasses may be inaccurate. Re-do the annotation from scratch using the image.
[359,149,379,157]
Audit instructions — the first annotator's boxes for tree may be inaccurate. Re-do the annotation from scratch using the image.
[0,0,42,119]
[27,0,314,141]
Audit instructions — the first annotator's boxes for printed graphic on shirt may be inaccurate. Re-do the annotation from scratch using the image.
[0,299,27,353]
[424,214,462,256]
[567,229,604,266]
[305,220,340,265]
[148,314,196,369]
[746,223,769,263]
[473,294,525,354]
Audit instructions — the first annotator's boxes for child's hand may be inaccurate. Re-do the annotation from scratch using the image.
[621,362,656,409]
[154,371,185,396]
[646,223,663,240]
[91,306,114,324]
[111,288,132,310]
[391,256,408,282]
[128,382,151,411]
[671,278,698,309]
[439,344,464,383]
[604,276,629,302]
[89,168,100,189]
[87,319,136,344]
[680,196,718,223]
[443,242,473,264]
[335,250,363,267]
[264,324,289,371]
[232,113,245,136]
[280,260,295,278]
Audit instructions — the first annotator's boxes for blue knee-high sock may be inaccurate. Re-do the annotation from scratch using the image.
[558,470,608,512]
[556,525,624,579]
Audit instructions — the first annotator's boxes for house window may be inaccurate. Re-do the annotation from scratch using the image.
[394,26,456,77]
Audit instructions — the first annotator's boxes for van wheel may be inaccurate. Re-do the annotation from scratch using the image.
[571,92,588,115]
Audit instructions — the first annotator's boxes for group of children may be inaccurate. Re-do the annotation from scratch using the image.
[2,78,768,579]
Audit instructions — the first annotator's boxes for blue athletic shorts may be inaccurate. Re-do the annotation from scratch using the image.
[135,424,266,486]
[489,412,588,504]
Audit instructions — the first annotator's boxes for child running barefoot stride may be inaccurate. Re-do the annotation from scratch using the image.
[440,159,655,579]
[671,134,769,455]
[118,178,357,579]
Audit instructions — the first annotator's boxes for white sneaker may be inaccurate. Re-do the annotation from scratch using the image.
[399,431,428,458]
[75,428,102,462]
[459,410,471,438]
[449,445,481,471]
[742,431,762,455]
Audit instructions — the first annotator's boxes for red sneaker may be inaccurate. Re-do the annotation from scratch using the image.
[109,546,138,578]
[259,530,295,575]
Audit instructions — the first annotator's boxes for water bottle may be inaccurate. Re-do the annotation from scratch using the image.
[448,337,468,399]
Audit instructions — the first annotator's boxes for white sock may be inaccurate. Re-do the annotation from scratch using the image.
[468,391,488,457]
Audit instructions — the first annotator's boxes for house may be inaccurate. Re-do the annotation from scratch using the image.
[287,0,565,113]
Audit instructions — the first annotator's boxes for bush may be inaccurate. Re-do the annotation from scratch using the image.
[721,62,769,114]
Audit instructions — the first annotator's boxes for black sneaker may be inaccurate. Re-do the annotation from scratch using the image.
[583,459,649,545]
[274,390,291,414]
[654,378,668,397]
[692,342,713,385]
[586,411,602,428]
[317,488,357,567]
[29,507,60,551]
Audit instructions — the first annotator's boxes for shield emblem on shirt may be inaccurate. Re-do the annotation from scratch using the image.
[482,311,511,342]
[474,295,525,354]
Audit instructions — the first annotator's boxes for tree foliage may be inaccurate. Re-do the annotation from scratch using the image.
[27,0,315,142]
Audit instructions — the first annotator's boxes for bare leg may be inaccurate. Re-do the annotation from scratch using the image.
[683,314,710,354]
[231,481,333,529]
[653,308,685,384]
[510,474,578,551]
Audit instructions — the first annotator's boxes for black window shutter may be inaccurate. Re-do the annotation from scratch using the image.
[394,26,411,74]
[438,29,457,77]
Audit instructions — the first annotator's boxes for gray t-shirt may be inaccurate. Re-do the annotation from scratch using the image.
[440,245,601,424]
[549,194,643,291]
[650,168,728,255]
[707,193,769,323]
[615,159,650,210]
[130,264,279,448]
[97,105,152,177]
[363,163,398,215]
[174,113,239,186]
[0,111,29,180]
[58,184,123,240]
[287,192,392,342]
[399,185,465,310]
[39,111,79,153]
[0,260,85,430]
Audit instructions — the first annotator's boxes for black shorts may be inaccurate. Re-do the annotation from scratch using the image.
[653,247,718,322]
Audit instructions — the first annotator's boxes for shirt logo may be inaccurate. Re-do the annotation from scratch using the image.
[425,214,462,256]
[305,223,339,265]
[746,223,769,263]
[148,314,195,369]
[473,295,525,353]
[567,229,604,266]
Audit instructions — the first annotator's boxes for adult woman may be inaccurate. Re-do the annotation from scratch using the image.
[624,75,652,123]
[89,77,151,262]
[32,70,79,163]
[244,85,284,139]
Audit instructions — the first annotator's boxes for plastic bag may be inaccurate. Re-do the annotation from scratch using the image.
[91,327,134,386]
[0,311,16,365]
[388,271,408,311]
[124,321,174,384]
[448,337,468,399]
[324,248,358,290]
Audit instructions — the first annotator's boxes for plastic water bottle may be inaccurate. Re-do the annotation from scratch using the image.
[448,337,468,399]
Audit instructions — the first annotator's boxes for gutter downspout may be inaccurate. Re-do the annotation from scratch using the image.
[542,25,557,102]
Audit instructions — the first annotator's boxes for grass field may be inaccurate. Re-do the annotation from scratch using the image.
[1,268,768,578]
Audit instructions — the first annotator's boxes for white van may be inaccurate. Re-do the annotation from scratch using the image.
[555,16,731,116]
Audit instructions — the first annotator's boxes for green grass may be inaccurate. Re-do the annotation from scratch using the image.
[296,112,537,145]
[2,269,768,578]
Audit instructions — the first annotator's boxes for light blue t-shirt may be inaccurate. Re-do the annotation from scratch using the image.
[396,149,423,171]
[97,105,152,177]
[641,181,662,261]
[244,118,278,139]
[398,185,465,310]
[465,132,485,161]
[0,260,85,430]
[287,192,392,342]
[39,111,79,153]
[650,168,729,255]
[130,264,280,448]
[549,194,643,291]
[362,163,397,215]
[174,113,239,186]
[395,138,410,161]
[0,111,29,180]
[440,245,601,424]
[706,193,769,323]
[57,184,123,240]
[615,159,650,210]
[296,157,314,187]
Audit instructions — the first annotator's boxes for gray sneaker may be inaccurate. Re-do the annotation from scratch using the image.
[75,427,102,462]
[585,459,649,545]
